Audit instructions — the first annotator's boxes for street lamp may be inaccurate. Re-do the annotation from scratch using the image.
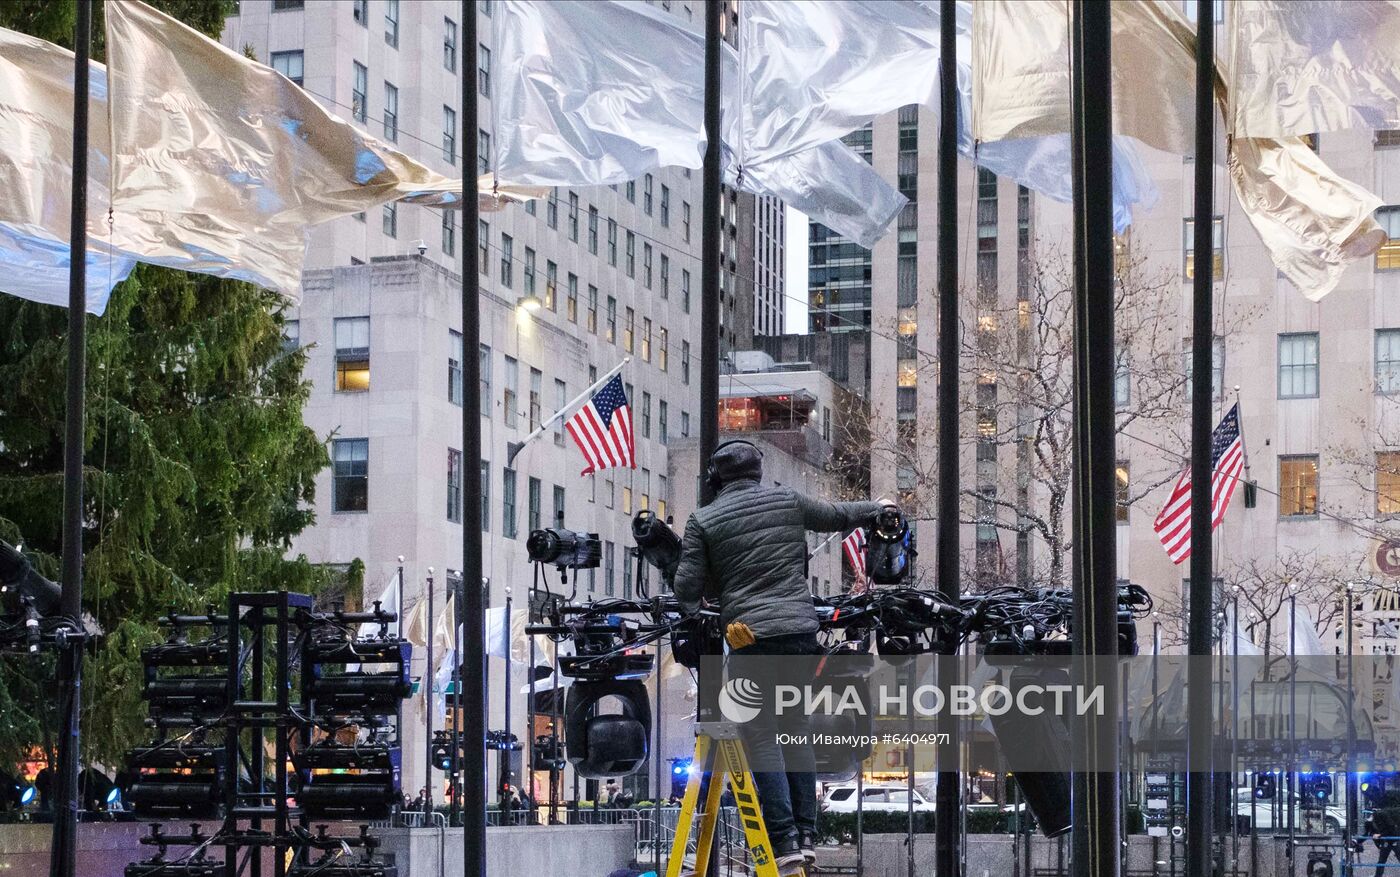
[516,293,543,313]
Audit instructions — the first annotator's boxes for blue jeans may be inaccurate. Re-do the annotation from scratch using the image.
[731,632,822,844]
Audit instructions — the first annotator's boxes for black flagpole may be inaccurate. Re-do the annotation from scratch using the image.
[461,0,486,873]
[1068,2,1121,875]
[51,2,92,875]
[1186,0,1217,874]
[933,2,962,876]
[698,0,722,508]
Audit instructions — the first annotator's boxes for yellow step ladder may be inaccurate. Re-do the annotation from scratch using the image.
[666,721,806,877]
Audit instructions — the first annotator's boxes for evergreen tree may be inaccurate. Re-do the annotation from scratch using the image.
[0,1,330,769]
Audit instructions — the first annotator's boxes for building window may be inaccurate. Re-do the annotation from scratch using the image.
[448,449,463,523]
[528,477,542,532]
[553,485,566,529]
[554,379,567,446]
[622,485,633,515]
[443,106,457,164]
[334,316,370,392]
[643,244,653,288]
[547,190,558,229]
[587,206,599,255]
[626,180,635,203]
[1114,349,1130,408]
[384,0,399,47]
[479,343,492,417]
[682,202,691,242]
[271,50,303,86]
[382,202,397,238]
[607,219,618,266]
[623,546,633,597]
[352,62,368,123]
[273,0,304,10]
[449,330,464,405]
[567,192,579,242]
[500,234,513,287]
[659,328,669,371]
[503,468,518,538]
[642,318,652,361]
[382,81,398,141]
[605,478,615,509]
[682,270,691,313]
[660,255,670,298]
[682,340,691,385]
[1378,206,1400,271]
[660,185,670,227]
[1279,455,1319,517]
[443,18,457,72]
[1182,337,1225,401]
[606,297,617,344]
[643,174,654,214]
[658,475,668,521]
[282,320,300,353]
[1278,332,1320,399]
[478,44,492,96]
[682,411,691,437]
[1378,329,1400,393]
[503,355,519,428]
[1182,216,1224,279]
[1182,0,1224,23]
[478,221,488,274]
[587,285,598,333]
[605,541,616,595]
[567,274,578,322]
[521,248,536,296]
[441,210,455,256]
[625,232,636,277]
[624,307,635,353]
[479,460,490,532]
[332,438,369,513]
[641,392,652,438]
[352,0,367,24]
[1377,130,1400,149]
[1115,462,1130,523]
[478,129,491,174]
[659,400,669,442]
[1380,452,1400,515]
[529,368,543,431]
[545,261,557,310]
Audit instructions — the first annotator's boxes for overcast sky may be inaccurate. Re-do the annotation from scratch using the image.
[784,205,809,334]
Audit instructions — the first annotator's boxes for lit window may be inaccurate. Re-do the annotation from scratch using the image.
[1182,217,1224,279]
[898,360,918,387]
[1377,206,1400,271]
[897,307,917,335]
[1115,462,1130,523]
[1379,452,1400,516]
[332,438,369,512]
[1279,455,1319,517]
[334,316,370,392]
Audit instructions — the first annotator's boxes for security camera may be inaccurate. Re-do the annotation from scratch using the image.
[414,240,427,257]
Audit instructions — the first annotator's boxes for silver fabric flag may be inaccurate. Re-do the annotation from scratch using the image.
[1230,0,1400,139]
[494,0,905,248]
[0,27,136,313]
[973,0,1384,300]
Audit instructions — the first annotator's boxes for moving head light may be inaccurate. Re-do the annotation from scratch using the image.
[305,634,412,714]
[125,746,226,819]
[298,744,402,820]
[527,527,602,569]
[866,509,914,585]
[632,511,681,580]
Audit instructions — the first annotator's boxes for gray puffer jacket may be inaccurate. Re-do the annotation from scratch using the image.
[672,479,882,639]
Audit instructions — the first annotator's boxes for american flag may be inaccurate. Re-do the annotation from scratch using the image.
[842,528,868,590]
[564,374,635,475]
[1153,404,1245,564]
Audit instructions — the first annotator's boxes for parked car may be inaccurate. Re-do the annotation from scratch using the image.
[820,784,934,813]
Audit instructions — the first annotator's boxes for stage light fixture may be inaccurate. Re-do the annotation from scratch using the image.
[0,771,36,810]
[124,746,226,819]
[632,511,681,579]
[297,744,402,820]
[866,509,914,585]
[304,635,412,714]
[526,527,602,570]
[987,668,1073,838]
[564,678,652,778]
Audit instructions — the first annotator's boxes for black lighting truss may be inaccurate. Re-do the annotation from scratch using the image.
[124,591,410,877]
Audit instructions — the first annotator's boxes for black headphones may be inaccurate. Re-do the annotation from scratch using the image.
[705,439,765,492]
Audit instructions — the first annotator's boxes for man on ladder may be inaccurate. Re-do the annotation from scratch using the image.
[672,439,886,874]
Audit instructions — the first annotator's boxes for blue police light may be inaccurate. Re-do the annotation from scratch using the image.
[19,785,35,806]
[106,786,121,806]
